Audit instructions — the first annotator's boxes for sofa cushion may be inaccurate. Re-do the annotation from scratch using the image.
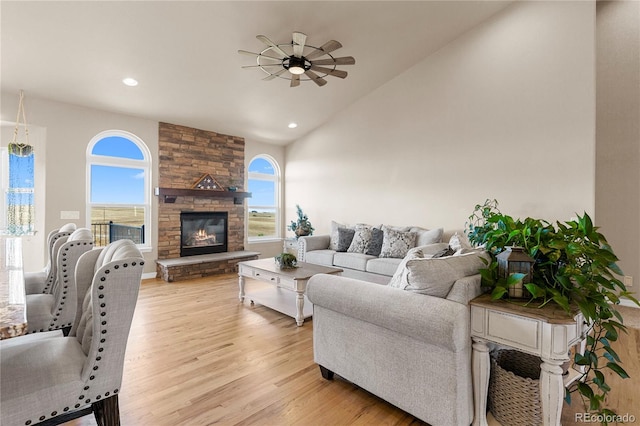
[333,252,376,272]
[388,249,424,288]
[404,251,490,298]
[379,226,417,258]
[347,225,373,254]
[433,246,456,258]
[449,232,472,252]
[366,257,403,276]
[417,242,451,257]
[410,227,444,246]
[365,226,384,256]
[329,221,346,250]
[336,227,356,252]
[304,249,336,267]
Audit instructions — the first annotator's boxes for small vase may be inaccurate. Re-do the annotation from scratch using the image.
[295,227,310,237]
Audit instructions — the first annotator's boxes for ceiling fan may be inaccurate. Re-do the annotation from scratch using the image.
[238,32,355,87]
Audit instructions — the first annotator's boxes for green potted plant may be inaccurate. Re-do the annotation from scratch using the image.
[288,205,314,238]
[467,199,639,420]
[275,252,297,269]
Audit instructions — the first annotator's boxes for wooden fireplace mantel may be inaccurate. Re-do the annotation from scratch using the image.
[154,187,251,204]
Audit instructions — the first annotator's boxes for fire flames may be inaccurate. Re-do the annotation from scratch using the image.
[187,229,218,247]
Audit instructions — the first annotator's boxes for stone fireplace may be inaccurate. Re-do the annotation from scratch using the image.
[180,211,228,257]
[156,122,258,281]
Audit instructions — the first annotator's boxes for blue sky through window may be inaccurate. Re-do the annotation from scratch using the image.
[248,157,274,175]
[92,136,144,159]
[91,165,144,204]
[248,180,275,207]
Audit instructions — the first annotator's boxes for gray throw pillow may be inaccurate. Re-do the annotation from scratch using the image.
[329,221,345,250]
[336,227,356,252]
[388,249,424,289]
[379,226,417,258]
[409,227,444,246]
[365,227,384,256]
[432,246,456,258]
[348,225,373,253]
[405,251,490,298]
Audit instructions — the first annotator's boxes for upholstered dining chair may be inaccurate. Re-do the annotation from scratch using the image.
[0,239,144,426]
[24,223,77,295]
[25,228,94,335]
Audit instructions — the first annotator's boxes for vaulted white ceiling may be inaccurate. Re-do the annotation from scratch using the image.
[1,1,512,145]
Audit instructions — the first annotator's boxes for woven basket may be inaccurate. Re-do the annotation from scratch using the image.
[488,350,543,426]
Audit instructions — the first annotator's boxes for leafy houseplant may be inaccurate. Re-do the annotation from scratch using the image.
[275,252,297,269]
[288,205,314,238]
[467,199,639,420]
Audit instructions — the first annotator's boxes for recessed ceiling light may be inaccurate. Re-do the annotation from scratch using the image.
[122,77,138,87]
[288,122,298,129]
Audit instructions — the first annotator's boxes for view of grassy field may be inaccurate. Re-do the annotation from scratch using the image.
[91,207,145,246]
[91,207,145,226]
[248,211,276,237]
[89,208,275,240]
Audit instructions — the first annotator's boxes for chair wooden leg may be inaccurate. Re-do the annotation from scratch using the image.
[92,395,120,426]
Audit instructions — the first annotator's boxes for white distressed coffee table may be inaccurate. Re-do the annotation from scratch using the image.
[238,259,342,326]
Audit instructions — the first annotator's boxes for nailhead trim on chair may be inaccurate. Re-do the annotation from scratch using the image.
[31,240,95,333]
[42,231,73,294]
[19,256,143,426]
[40,241,93,331]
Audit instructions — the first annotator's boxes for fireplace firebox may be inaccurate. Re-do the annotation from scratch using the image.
[180,211,228,257]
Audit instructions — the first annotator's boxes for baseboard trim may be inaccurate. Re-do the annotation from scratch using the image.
[142,272,157,280]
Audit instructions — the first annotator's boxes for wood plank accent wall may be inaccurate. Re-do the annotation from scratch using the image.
[157,122,246,260]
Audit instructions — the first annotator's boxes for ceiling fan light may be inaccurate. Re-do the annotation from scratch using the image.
[288,66,305,75]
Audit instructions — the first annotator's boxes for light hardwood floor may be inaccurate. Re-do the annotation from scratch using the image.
[66,274,640,426]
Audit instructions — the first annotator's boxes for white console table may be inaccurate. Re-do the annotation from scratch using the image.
[470,294,587,426]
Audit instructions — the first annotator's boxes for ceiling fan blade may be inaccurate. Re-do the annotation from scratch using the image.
[304,70,327,87]
[292,32,307,58]
[310,65,348,79]
[263,69,288,81]
[312,56,356,66]
[290,74,300,87]
[305,40,343,60]
[256,35,290,58]
[242,64,283,69]
[238,50,282,61]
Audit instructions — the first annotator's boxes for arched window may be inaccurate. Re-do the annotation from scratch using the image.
[247,155,281,240]
[87,130,151,248]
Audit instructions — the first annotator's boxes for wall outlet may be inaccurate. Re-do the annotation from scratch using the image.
[624,276,633,288]
[60,210,80,220]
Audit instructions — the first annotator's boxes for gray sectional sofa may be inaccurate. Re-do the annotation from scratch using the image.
[298,224,454,284]
[302,223,488,425]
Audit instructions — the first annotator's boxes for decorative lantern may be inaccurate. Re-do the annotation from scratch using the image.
[496,246,535,298]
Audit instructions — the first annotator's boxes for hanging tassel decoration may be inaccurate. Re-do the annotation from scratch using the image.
[9,90,33,157]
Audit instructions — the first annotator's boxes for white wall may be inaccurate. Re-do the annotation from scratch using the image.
[0,93,159,273]
[285,1,595,236]
[596,0,640,299]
